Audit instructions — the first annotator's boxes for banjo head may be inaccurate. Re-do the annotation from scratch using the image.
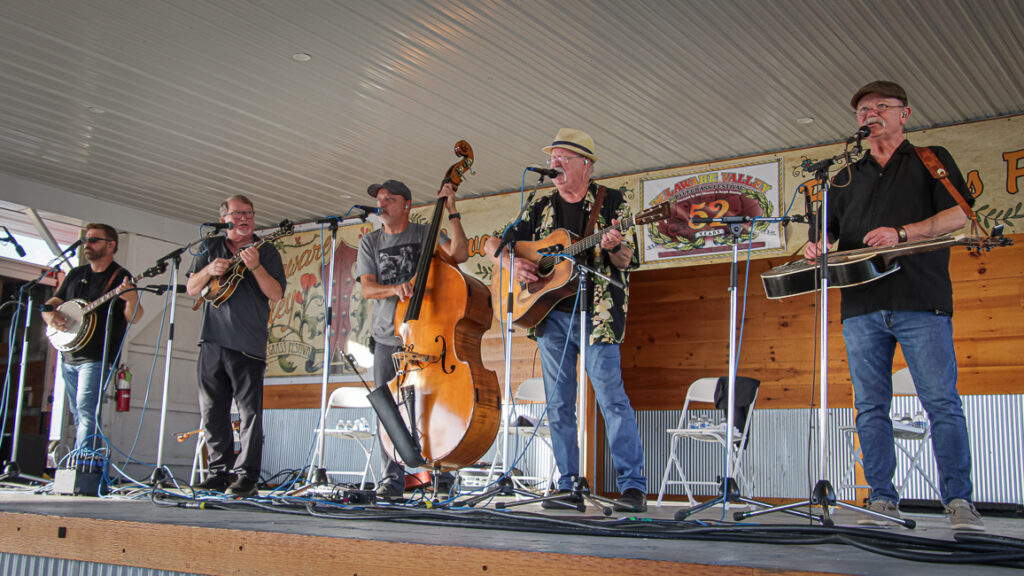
[46,300,95,352]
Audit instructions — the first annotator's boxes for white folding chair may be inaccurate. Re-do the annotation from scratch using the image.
[838,367,940,499]
[310,386,379,488]
[656,377,759,507]
[508,377,558,494]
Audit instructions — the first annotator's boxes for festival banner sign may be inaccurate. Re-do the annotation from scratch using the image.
[639,159,783,263]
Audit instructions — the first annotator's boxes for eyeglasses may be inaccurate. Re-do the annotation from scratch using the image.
[226,210,255,219]
[855,103,904,117]
[547,155,587,167]
[84,237,112,244]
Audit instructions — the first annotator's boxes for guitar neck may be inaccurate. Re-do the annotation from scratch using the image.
[833,235,964,263]
[565,216,636,256]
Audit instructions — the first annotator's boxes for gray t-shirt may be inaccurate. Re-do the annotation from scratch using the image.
[355,223,448,346]
[188,235,287,358]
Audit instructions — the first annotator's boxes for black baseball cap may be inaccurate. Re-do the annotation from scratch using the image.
[367,180,412,201]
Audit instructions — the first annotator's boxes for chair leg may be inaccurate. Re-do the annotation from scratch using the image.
[191,433,207,486]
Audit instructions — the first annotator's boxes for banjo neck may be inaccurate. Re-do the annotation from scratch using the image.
[77,269,143,316]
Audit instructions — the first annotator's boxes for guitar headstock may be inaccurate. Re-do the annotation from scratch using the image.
[965,225,1013,253]
[278,219,295,236]
[636,202,671,225]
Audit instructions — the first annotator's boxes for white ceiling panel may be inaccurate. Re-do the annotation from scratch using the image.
[0,0,1021,231]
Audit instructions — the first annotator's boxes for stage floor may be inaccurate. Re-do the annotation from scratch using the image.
[1,485,1022,575]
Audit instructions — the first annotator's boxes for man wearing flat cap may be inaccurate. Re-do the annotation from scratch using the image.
[485,128,648,513]
[356,179,468,500]
[805,81,983,531]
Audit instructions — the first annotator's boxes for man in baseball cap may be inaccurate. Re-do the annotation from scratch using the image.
[356,177,468,500]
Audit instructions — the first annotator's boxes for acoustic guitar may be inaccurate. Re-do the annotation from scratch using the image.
[761,233,1012,299]
[192,220,294,310]
[490,201,671,328]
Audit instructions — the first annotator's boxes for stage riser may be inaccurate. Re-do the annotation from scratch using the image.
[3,512,832,576]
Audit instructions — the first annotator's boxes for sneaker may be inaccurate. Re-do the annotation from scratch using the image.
[375,482,405,501]
[857,499,902,526]
[226,476,259,498]
[613,488,648,513]
[540,490,584,510]
[946,498,985,531]
[197,473,233,492]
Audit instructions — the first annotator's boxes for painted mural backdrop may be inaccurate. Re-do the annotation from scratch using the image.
[266,222,372,379]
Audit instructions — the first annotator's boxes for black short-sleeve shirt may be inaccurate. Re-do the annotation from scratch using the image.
[825,140,973,320]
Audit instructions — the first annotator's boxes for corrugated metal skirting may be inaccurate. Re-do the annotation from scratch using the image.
[261,403,557,489]
[608,394,1024,504]
[259,395,1022,504]
[0,553,204,576]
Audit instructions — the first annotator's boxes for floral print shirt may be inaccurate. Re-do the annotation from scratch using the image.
[492,182,638,344]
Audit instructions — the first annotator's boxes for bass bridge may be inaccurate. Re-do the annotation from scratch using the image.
[391,335,455,375]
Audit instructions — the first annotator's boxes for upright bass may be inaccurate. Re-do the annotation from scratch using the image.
[380,140,501,472]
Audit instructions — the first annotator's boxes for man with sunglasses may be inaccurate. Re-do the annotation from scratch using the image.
[805,81,983,531]
[485,128,647,513]
[187,195,286,497]
[42,223,143,451]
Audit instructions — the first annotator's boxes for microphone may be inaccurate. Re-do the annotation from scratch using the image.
[1,227,26,257]
[145,283,189,295]
[65,238,84,253]
[352,205,380,215]
[202,222,234,230]
[526,166,564,179]
[846,125,871,143]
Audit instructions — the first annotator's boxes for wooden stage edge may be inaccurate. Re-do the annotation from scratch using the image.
[0,510,834,576]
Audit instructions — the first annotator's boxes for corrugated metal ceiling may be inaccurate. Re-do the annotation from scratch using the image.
[1,0,1021,231]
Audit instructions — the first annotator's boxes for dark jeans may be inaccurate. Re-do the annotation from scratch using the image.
[198,342,266,481]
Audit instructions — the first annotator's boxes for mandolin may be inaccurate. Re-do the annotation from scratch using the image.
[192,220,294,310]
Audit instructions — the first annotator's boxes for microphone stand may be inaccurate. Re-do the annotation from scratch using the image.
[734,150,914,528]
[462,177,547,506]
[497,256,621,515]
[299,212,369,491]
[2,243,80,483]
[674,216,815,521]
[147,236,209,486]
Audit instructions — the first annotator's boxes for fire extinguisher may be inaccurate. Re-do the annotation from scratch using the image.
[115,365,132,412]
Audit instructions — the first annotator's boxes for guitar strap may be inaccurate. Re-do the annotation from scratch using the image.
[914,146,989,238]
[585,183,606,237]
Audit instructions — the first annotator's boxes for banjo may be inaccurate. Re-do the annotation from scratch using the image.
[46,269,154,352]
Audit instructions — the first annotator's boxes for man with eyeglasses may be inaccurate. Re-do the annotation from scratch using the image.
[805,81,983,531]
[42,223,144,451]
[186,195,286,497]
[485,128,648,513]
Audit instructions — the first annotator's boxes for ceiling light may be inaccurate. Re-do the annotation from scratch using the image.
[292,53,312,62]
[797,117,814,124]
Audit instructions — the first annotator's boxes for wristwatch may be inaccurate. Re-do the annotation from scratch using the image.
[896,226,908,243]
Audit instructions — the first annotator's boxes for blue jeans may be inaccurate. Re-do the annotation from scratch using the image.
[62,361,109,451]
[843,310,973,505]
[536,310,646,493]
